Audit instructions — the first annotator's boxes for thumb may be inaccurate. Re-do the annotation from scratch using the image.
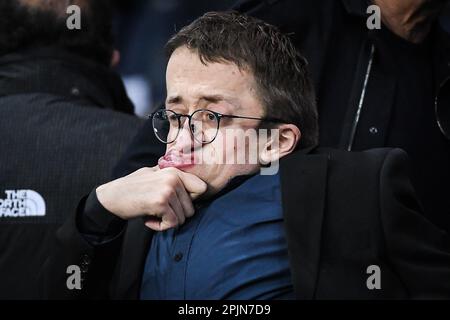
[176,171,207,200]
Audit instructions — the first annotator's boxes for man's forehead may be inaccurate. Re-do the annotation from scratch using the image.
[166,49,255,107]
[166,47,250,82]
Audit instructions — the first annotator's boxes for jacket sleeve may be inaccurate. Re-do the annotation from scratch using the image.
[379,148,450,299]
[40,195,126,299]
[79,191,126,243]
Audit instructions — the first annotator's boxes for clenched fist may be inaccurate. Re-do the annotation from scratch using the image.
[95,166,207,231]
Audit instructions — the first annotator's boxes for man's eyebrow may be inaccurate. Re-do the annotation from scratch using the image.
[166,94,241,109]
[166,96,181,104]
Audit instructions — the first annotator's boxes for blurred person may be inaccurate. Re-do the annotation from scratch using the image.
[113,0,237,115]
[235,0,450,233]
[0,0,144,299]
[43,12,450,300]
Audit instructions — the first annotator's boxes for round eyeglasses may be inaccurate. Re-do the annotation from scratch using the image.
[149,109,287,144]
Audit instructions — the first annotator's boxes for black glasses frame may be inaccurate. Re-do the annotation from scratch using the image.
[148,108,288,144]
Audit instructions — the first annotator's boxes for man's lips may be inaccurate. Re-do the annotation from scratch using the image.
[158,151,195,169]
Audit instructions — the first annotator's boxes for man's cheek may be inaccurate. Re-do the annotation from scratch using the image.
[200,143,222,165]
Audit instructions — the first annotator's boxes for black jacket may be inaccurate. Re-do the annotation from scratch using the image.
[235,0,450,232]
[42,131,450,299]
[0,47,143,299]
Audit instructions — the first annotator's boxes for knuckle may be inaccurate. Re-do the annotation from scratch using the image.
[165,174,179,186]
[161,186,175,199]
[153,196,167,208]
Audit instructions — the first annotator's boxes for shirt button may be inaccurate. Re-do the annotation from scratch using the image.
[174,253,183,262]
[369,127,378,134]
[81,254,91,265]
[80,263,89,273]
[71,87,80,96]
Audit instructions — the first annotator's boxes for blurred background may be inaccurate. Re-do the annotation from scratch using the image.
[112,0,450,117]
[113,0,236,117]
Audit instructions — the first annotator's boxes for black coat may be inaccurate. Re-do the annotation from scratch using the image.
[234,0,450,232]
[42,122,450,299]
[0,47,143,299]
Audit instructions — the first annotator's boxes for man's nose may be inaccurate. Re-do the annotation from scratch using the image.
[173,118,195,150]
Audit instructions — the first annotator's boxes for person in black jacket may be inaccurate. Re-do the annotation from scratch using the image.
[234,0,450,233]
[43,12,450,300]
[0,0,143,299]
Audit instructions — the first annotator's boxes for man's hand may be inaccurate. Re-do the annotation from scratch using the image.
[95,166,207,231]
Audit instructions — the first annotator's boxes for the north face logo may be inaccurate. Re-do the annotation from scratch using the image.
[0,190,46,217]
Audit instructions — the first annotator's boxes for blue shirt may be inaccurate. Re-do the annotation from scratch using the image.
[140,172,294,300]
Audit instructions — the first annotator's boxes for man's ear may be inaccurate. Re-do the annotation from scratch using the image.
[259,124,301,164]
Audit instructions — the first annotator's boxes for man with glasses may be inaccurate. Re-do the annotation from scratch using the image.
[43,12,450,299]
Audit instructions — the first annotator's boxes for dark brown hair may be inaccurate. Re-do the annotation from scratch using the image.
[165,11,318,148]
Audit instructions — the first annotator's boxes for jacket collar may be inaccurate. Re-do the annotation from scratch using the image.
[0,46,134,114]
[279,146,328,299]
[112,218,154,299]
